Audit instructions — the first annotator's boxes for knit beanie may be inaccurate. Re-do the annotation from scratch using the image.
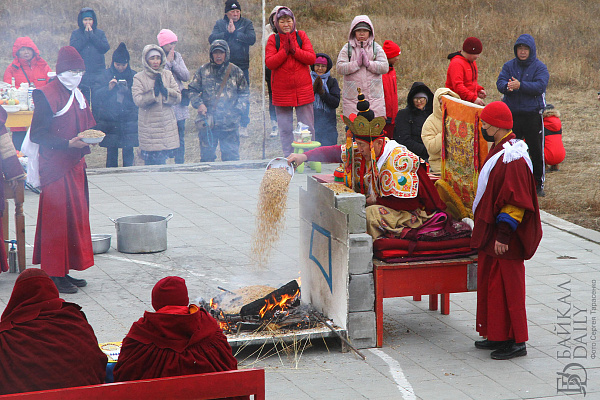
[157,29,178,47]
[462,37,482,55]
[55,46,85,74]
[151,276,189,311]
[225,0,241,13]
[112,42,130,64]
[81,10,94,20]
[480,101,513,130]
[353,21,372,32]
[383,40,401,59]
[414,92,428,99]
[145,48,162,61]
[315,56,327,65]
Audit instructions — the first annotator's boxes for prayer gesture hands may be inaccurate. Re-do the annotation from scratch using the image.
[361,49,370,68]
[507,77,520,92]
[313,76,324,95]
[227,18,235,33]
[288,35,296,55]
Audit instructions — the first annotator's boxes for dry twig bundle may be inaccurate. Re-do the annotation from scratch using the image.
[251,168,292,267]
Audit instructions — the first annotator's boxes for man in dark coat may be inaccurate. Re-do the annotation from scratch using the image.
[113,276,240,383]
[496,34,549,196]
[209,0,256,135]
[0,268,107,394]
[92,42,139,167]
[69,7,110,99]
[471,101,542,360]
[393,81,433,161]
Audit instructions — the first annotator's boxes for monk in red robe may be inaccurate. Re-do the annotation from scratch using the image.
[0,106,26,273]
[114,276,242,388]
[0,268,107,394]
[471,101,542,360]
[30,46,96,294]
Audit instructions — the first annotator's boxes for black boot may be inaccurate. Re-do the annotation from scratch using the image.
[491,342,527,360]
[65,274,87,287]
[474,339,513,350]
[50,276,78,294]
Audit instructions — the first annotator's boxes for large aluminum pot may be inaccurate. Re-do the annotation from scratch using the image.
[109,214,173,254]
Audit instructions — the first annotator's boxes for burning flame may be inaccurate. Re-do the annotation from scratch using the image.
[209,298,218,309]
[258,288,300,318]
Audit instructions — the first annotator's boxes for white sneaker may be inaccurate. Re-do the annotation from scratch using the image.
[239,126,249,137]
[270,125,278,137]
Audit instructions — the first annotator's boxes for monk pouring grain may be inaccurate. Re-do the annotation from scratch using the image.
[471,101,542,360]
[287,90,447,240]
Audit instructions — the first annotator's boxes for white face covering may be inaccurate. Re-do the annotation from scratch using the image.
[56,71,87,110]
[57,71,84,90]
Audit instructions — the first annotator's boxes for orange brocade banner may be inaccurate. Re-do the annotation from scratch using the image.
[441,96,488,217]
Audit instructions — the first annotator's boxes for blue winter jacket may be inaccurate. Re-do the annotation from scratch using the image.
[496,34,549,113]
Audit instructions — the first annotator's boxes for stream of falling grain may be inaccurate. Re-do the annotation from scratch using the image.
[251,168,292,268]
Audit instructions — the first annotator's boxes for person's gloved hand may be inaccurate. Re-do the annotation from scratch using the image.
[288,35,296,55]
[154,76,162,97]
[313,76,324,95]
[160,84,168,98]
[355,49,363,67]
[361,50,370,68]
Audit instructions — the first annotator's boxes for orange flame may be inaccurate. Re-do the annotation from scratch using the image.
[258,288,300,318]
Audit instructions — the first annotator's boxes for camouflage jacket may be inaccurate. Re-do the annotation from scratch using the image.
[189,40,249,131]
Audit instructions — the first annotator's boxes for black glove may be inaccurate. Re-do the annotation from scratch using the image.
[154,76,162,97]
[160,84,168,98]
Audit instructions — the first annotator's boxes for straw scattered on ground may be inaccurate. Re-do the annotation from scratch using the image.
[251,168,292,268]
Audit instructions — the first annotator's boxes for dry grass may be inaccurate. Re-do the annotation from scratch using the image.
[1,0,600,228]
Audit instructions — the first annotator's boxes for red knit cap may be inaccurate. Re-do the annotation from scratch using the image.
[481,101,513,130]
[151,276,189,311]
[382,40,401,60]
[55,46,85,74]
[462,37,482,55]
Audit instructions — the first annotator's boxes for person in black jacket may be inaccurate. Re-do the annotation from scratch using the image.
[69,7,110,100]
[209,0,256,136]
[311,53,340,146]
[394,82,434,160]
[92,43,138,168]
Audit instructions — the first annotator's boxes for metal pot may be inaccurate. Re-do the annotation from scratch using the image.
[91,234,112,254]
[109,214,173,254]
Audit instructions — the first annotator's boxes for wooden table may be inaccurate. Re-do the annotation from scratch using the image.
[2,181,25,272]
[373,256,478,347]
[5,111,33,129]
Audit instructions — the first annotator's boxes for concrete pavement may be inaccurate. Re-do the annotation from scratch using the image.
[0,162,598,399]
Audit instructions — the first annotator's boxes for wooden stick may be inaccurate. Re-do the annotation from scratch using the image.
[311,311,366,361]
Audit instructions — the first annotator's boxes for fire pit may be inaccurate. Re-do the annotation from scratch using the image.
[199,280,348,350]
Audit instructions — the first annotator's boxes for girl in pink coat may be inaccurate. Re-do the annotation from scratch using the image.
[336,15,389,118]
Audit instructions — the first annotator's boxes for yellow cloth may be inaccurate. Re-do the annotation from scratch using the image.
[500,204,524,223]
[366,205,436,239]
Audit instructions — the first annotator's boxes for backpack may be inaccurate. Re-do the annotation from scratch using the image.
[275,32,303,50]
[347,41,377,61]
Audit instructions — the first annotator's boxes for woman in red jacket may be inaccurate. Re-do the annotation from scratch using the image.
[265,6,316,156]
[3,36,52,149]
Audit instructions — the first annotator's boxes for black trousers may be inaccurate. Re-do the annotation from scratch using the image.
[512,111,544,188]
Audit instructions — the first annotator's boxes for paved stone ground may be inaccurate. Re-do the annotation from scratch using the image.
[0,162,598,399]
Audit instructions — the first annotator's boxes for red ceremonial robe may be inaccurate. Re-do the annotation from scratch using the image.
[30,78,96,277]
[0,269,107,395]
[0,107,26,273]
[113,306,240,384]
[471,132,542,343]
[305,144,446,213]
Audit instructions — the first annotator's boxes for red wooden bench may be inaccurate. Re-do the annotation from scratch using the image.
[0,369,265,399]
[374,256,478,347]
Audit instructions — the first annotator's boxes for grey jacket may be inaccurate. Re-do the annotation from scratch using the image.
[164,51,190,121]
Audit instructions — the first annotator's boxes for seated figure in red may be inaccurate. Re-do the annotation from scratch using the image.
[114,276,240,383]
[0,268,107,395]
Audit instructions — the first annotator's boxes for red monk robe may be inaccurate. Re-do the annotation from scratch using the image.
[30,65,95,278]
[114,276,244,399]
[0,269,107,395]
[471,132,542,343]
[0,106,26,273]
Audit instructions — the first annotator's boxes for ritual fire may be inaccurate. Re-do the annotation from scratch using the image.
[200,280,322,335]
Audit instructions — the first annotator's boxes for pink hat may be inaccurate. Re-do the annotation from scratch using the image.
[157,29,178,47]
[481,101,513,130]
[55,46,85,74]
[151,276,189,311]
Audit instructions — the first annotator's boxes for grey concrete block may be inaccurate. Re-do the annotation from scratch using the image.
[348,233,373,274]
[335,194,366,234]
[348,273,374,312]
[347,311,377,349]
